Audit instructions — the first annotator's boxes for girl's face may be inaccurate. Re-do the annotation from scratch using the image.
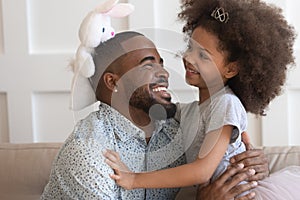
[183,26,229,90]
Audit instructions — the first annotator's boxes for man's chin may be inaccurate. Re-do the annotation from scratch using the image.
[149,103,177,120]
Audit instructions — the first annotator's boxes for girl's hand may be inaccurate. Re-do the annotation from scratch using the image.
[103,149,135,190]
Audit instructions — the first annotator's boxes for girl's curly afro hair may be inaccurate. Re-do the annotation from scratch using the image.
[179,0,296,115]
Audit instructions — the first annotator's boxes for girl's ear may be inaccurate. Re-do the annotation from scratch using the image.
[103,72,119,92]
[224,62,239,79]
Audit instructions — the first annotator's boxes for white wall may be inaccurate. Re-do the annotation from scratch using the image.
[0,0,299,147]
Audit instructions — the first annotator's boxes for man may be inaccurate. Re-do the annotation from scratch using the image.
[41,31,268,199]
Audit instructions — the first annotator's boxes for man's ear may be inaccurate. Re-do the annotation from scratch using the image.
[103,72,119,91]
[224,62,239,79]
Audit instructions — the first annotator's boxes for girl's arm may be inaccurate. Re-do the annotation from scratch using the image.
[105,125,233,189]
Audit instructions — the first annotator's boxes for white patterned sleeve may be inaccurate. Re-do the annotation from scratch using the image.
[54,138,118,199]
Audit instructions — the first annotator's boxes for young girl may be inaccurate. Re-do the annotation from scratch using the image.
[105,0,300,199]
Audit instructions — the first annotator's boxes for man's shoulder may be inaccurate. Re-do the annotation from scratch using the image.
[72,110,114,140]
[74,111,100,130]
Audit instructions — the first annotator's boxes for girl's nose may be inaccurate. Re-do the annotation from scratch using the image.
[183,52,196,66]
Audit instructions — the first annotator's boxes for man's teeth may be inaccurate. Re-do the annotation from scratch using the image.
[153,87,167,92]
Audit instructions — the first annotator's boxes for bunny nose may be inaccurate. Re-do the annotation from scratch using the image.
[111,32,115,36]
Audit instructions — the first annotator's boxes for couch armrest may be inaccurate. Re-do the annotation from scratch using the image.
[262,146,300,173]
[0,142,62,200]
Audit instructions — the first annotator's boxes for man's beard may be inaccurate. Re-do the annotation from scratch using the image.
[129,87,177,120]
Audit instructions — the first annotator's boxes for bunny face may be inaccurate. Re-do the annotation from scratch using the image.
[99,17,115,43]
[79,12,115,48]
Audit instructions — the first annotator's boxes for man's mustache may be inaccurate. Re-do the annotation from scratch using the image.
[149,77,168,87]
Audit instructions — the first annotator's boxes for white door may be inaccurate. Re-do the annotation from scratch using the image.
[0,0,299,146]
[0,0,129,143]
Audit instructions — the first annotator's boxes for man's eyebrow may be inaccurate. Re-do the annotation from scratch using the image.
[139,56,164,64]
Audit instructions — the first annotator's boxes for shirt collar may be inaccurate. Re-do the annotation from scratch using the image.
[97,102,166,142]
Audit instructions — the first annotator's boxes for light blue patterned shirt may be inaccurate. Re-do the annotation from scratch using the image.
[41,102,185,200]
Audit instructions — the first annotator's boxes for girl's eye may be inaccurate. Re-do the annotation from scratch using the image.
[102,27,105,33]
[199,51,209,60]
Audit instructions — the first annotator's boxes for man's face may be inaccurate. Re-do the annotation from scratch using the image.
[115,36,176,119]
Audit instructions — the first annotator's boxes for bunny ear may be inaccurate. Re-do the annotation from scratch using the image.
[95,0,119,13]
[70,70,96,111]
[76,46,95,78]
[106,3,135,18]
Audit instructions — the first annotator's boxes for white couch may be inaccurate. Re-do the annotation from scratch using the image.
[0,143,299,200]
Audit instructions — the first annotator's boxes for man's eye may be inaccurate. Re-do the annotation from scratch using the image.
[142,63,154,70]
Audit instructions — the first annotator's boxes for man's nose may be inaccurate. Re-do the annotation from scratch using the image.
[155,66,169,79]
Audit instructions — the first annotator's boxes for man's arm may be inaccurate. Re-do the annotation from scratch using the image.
[237,132,269,180]
[230,148,269,181]
[197,147,269,200]
[56,139,118,199]
[196,164,257,200]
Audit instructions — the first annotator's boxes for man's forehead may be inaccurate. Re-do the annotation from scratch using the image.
[120,35,156,53]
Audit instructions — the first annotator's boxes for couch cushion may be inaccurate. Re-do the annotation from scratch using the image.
[0,143,61,200]
[0,143,299,199]
[263,146,300,173]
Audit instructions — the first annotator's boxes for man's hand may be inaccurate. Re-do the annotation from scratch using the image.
[230,149,269,181]
[197,134,268,199]
[197,164,258,200]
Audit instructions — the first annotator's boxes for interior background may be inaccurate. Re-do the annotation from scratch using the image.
[0,0,299,147]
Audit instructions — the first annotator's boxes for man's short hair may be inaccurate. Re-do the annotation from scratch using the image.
[90,31,144,92]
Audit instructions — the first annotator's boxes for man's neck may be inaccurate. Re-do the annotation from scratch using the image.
[111,102,155,141]
[128,106,155,139]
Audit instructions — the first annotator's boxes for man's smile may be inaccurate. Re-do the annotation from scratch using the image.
[150,84,171,101]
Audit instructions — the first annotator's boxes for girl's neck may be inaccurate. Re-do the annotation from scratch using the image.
[198,85,225,104]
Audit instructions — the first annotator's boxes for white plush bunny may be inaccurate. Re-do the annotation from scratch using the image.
[70,0,134,111]
[74,0,134,77]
